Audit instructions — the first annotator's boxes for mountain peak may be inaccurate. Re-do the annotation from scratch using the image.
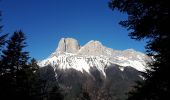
[56,38,80,54]
[124,48,135,52]
[39,37,151,73]
[78,40,107,56]
[87,40,103,45]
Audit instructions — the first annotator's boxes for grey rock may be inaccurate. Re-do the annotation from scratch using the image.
[56,38,80,53]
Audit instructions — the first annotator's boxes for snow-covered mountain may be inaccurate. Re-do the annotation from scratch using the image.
[38,38,153,100]
[39,38,151,76]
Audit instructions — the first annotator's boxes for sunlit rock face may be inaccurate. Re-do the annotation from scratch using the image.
[38,37,152,100]
[56,38,80,54]
[39,37,151,74]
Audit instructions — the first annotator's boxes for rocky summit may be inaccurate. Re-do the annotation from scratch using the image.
[38,37,152,100]
[56,38,80,54]
[39,37,151,73]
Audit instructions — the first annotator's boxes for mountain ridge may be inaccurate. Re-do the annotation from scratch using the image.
[39,38,151,76]
[38,37,152,100]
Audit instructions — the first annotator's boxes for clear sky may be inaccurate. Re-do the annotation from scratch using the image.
[0,0,146,60]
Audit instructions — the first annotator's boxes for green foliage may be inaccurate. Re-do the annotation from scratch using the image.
[0,31,64,100]
[0,11,8,54]
[0,31,31,100]
[109,0,169,100]
[30,65,64,100]
[29,58,39,71]
[0,31,63,100]
[0,10,63,99]
[1,31,29,72]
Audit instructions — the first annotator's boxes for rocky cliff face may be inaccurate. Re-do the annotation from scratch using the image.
[78,40,108,56]
[56,38,80,54]
[40,38,151,73]
[38,37,152,100]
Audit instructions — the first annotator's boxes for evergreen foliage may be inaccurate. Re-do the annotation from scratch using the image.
[0,11,7,54]
[32,65,64,100]
[0,31,29,99]
[0,7,63,100]
[109,0,169,99]
[0,31,63,100]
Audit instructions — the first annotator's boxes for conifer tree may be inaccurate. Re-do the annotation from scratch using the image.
[0,11,8,99]
[31,65,64,100]
[0,31,30,100]
[0,11,7,55]
[109,0,169,100]
[29,58,39,71]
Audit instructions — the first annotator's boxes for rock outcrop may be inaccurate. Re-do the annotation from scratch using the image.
[40,37,152,72]
[56,38,80,53]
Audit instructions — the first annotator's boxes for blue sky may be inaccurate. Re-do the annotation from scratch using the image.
[0,0,146,60]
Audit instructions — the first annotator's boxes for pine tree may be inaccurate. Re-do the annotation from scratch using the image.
[0,11,8,99]
[0,31,30,100]
[0,11,8,55]
[29,58,39,71]
[1,31,29,72]
[31,65,64,100]
[109,0,169,100]
[26,58,41,100]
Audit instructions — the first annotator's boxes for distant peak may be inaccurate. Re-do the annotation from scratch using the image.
[86,40,103,46]
[89,40,102,43]
[59,37,78,42]
[124,48,136,52]
[40,37,151,73]
[56,37,80,53]
[62,37,77,40]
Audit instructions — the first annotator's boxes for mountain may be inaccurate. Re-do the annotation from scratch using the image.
[38,38,151,100]
[39,38,150,73]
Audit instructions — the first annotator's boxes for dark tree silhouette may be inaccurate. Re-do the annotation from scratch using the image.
[0,11,8,54]
[0,31,31,100]
[1,31,29,73]
[0,11,8,100]
[29,58,39,71]
[31,65,64,100]
[109,0,169,100]
[0,11,7,74]
[0,10,63,99]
